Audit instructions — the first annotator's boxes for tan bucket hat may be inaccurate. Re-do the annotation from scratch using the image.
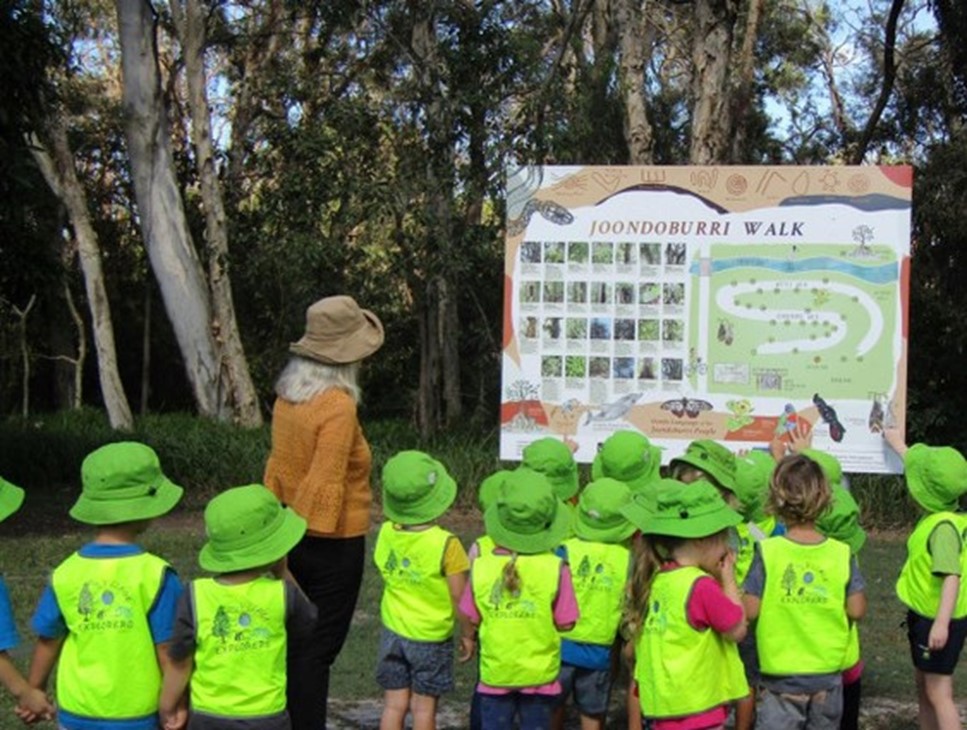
[290,295,384,364]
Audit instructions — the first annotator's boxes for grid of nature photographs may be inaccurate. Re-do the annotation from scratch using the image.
[516,239,689,386]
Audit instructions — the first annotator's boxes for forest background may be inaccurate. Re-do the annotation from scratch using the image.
[1,0,967,521]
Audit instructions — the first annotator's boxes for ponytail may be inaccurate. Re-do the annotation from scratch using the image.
[502,553,522,596]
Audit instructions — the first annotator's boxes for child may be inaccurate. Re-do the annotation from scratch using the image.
[0,478,53,720]
[522,437,580,503]
[621,478,749,729]
[811,451,866,730]
[159,484,317,730]
[374,450,473,730]
[554,477,638,730]
[460,469,576,728]
[886,429,967,730]
[743,454,867,729]
[27,442,185,730]
[591,430,662,496]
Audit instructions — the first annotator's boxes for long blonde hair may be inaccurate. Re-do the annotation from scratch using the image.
[622,535,680,640]
[274,356,361,404]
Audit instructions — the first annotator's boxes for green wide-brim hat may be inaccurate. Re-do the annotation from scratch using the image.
[381,450,457,525]
[905,443,967,513]
[478,469,513,512]
[633,478,741,538]
[0,477,25,523]
[573,478,637,543]
[734,450,775,522]
[71,442,184,525]
[670,440,737,493]
[591,430,662,494]
[816,483,866,555]
[801,449,843,490]
[521,438,579,500]
[484,470,571,554]
[200,485,307,572]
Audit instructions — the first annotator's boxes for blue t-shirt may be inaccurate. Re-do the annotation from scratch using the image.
[0,576,21,651]
[31,543,183,730]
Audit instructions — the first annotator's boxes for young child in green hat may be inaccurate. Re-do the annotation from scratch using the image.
[743,454,867,729]
[0,478,53,721]
[809,450,867,730]
[885,429,967,730]
[159,484,316,730]
[27,442,185,730]
[590,430,662,496]
[521,438,580,503]
[621,478,749,729]
[459,469,577,728]
[375,450,473,730]
[553,477,639,730]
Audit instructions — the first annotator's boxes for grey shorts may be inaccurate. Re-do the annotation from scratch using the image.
[557,663,612,717]
[375,627,454,697]
[755,683,843,730]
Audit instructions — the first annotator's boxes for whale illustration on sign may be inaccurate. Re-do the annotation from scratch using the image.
[584,393,642,425]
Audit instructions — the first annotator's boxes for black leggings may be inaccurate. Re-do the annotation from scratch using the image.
[286,534,366,730]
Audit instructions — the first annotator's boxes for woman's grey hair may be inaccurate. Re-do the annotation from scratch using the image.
[274,356,361,404]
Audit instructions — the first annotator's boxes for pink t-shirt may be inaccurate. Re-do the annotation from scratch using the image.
[459,548,579,695]
[644,564,743,730]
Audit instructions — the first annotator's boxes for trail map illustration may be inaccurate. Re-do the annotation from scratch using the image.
[500,165,911,474]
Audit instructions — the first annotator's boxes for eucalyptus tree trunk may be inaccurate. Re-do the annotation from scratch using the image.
[116,0,226,419]
[411,1,462,435]
[614,0,654,163]
[171,0,261,426]
[728,0,764,161]
[28,121,134,430]
[689,0,739,164]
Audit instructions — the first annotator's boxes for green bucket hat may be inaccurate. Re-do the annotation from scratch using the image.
[521,438,579,500]
[478,469,513,512]
[71,442,183,525]
[200,485,307,572]
[0,477,25,523]
[905,443,967,513]
[573,478,637,544]
[801,449,843,490]
[629,478,741,539]
[484,469,571,554]
[381,450,457,525]
[816,484,866,555]
[670,440,737,493]
[734,450,775,522]
[591,431,662,494]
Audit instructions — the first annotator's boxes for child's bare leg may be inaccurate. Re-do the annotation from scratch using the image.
[551,702,566,730]
[380,688,411,730]
[735,691,755,730]
[580,712,605,730]
[627,677,642,730]
[922,672,958,730]
[409,692,438,730]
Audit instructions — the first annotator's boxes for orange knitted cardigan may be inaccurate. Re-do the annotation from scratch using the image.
[263,388,372,537]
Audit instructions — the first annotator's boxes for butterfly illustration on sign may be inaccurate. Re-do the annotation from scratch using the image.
[812,393,846,442]
[661,397,713,419]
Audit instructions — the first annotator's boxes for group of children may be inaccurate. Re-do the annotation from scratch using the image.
[0,427,963,730]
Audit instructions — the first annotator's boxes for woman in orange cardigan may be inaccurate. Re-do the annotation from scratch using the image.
[264,295,384,730]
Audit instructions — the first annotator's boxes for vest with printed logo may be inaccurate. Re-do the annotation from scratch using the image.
[896,512,967,619]
[563,538,630,646]
[757,536,852,675]
[191,576,287,717]
[51,551,169,719]
[374,523,456,641]
[635,566,748,718]
[472,551,563,688]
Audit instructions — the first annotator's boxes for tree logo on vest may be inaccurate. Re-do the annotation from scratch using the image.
[209,599,275,655]
[382,549,424,585]
[643,595,669,634]
[76,581,136,631]
[779,561,830,604]
[575,556,614,592]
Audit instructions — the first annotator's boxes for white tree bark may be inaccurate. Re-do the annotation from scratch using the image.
[689,0,739,164]
[614,0,654,164]
[28,122,135,431]
[171,0,262,426]
[116,0,226,419]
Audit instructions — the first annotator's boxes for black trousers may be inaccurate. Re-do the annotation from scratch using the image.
[286,534,366,730]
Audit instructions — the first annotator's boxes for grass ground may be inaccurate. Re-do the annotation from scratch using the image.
[0,508,960,728]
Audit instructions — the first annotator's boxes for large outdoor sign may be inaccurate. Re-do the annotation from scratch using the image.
[500,165,912,474]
